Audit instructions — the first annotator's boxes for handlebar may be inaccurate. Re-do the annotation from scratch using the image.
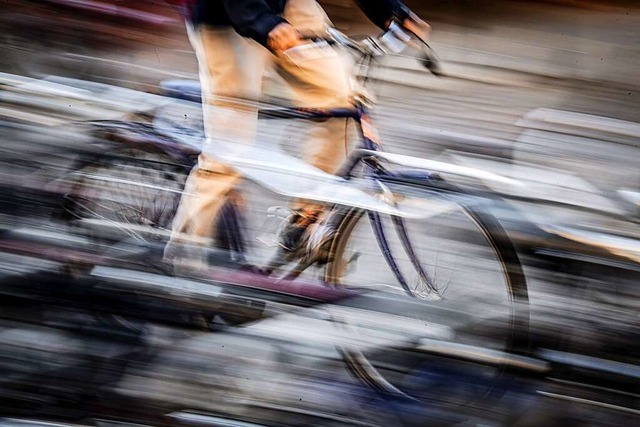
[321,23,443,77]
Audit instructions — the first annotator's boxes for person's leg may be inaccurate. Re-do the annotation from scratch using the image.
[165,24,268,265]
[279,0,354,211]
[264,0,354,258]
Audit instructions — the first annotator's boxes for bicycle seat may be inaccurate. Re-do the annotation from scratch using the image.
[159,79,202,104]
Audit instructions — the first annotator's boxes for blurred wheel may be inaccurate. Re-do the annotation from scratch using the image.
[325,182,530,408]
[62,148,188,245]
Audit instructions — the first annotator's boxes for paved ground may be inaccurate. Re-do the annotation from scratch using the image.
[0,2,639,424]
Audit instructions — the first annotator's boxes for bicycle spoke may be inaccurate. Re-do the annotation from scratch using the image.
[63,150,185,245]
[325,193,529,405]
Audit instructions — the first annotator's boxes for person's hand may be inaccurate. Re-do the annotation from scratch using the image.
[267,22,304,55]
[402,14,441,75]
[402,14,431,43]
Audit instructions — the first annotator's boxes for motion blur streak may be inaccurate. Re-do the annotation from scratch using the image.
[0,1,638,426]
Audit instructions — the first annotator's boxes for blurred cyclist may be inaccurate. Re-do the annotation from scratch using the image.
[165,0,430,269]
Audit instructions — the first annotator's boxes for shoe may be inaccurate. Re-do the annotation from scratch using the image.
[278,207,322,254]
[263,207,341,277]
[281,207,340,265]
[304,221,337,265]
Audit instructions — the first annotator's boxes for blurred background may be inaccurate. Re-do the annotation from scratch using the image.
[0,1,638,426]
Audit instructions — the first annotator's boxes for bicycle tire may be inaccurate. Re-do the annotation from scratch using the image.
[62,148,188,245]
[324,179,530,407]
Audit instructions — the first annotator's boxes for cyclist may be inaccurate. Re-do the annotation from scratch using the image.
[165,0,430,270]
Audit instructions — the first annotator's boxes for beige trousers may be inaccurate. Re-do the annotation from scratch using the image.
[167,0,353,251]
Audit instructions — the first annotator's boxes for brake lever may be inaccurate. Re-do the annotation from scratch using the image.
[420,48,444,77]
[409,36,444,77]
[388,21,445,77]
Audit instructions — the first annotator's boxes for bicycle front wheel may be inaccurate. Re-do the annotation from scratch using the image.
[324,185,529,406]
[326,198,527,303]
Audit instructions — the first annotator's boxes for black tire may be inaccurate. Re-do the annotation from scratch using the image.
[324,180,530,407]
[62,148,189,245]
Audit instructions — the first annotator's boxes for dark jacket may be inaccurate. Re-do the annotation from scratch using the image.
[187,0,408,47]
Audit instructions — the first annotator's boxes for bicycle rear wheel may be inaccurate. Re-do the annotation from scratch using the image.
[324,183,530,407]
[62,148,188,245]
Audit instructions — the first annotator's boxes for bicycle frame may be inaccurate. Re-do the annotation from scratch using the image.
[258,103,439,295]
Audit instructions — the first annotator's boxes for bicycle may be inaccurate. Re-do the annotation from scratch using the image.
[59,23,531,407]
